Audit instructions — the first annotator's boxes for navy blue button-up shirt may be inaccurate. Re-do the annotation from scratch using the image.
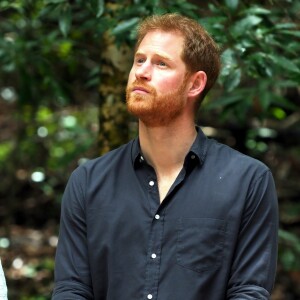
[53,127,278,300]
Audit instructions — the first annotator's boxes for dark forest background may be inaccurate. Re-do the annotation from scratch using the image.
[0,0,299,299]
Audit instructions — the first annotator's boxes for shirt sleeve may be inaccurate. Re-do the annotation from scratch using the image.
[52,168,94,299]
[227,169,279,299]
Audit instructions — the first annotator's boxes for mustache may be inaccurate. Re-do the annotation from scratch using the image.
[127,80,156,94]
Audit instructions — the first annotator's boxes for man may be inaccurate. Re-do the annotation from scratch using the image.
[52,13,278,299]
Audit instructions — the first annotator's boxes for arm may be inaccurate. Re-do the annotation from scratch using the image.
[227,170,278,299]
[52,168,93,299]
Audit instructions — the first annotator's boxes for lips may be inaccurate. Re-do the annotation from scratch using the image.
[132,86,150,93]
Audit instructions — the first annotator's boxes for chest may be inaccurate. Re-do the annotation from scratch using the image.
[155,160,186,202]
[157,172,180,202]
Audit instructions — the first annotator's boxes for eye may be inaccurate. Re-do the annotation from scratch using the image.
[135,57,145,65]
[157,61,167,67]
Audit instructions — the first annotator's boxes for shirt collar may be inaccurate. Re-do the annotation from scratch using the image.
[131,138,143,168]
[131,125,208,168]
[189,125,208,166]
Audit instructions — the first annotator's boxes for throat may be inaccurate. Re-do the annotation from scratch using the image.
[157,167,182,202]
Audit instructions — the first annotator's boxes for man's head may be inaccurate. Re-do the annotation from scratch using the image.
[126,13,221,127]
[135,13,221,100]
[126,30,189,127]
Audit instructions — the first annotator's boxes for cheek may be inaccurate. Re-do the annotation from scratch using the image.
[127,68,135,84]
[156,77,182,93]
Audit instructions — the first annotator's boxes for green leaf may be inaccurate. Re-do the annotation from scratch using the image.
[259,90,271,110]
[279,229,300,250]
[59,5,72,37]
[232,15,263,38]
[176,1,198,12]
[224,0,239,11]
[45,0,66,4]
[225,68,242,92]
[280,30,300,38]
[277,80,300,88]
[112,17,140,35]
[271,95,298,111]
[220,48,237,74]
[243,6,271,15]
[271,107,286,120]
[269,54,300,73]
[0,141,13,162]
[96,0,104,18]
[275,23,297,30]
[89,0,105,18]
[204,94,242,110]
[235,15,262,31]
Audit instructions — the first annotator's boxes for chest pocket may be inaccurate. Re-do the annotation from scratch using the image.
[176,218,226,273]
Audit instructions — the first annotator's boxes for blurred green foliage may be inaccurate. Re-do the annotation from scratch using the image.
[0,0,300,298]
[200,1,300,122]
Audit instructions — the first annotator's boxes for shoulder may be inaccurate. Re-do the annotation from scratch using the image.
[206,138,270,179]
[205,139,277,212]
[61,139,135,207]
[71,139,135,180]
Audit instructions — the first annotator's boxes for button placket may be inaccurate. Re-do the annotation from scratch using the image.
[144,210,164,300]
[144,169,162,300]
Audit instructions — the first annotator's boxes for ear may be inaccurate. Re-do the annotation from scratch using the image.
[187,71,207,98]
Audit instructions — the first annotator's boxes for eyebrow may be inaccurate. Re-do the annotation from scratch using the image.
[135,51,173,63]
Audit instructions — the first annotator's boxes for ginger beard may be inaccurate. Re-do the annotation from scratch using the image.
[126,77,188,127]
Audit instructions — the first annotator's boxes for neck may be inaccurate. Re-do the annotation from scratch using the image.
[139,118,197,175]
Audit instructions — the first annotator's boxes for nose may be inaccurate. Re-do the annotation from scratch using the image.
[135,61,151,81]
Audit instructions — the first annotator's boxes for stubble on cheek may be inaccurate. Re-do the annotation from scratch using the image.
[125,73,189,127]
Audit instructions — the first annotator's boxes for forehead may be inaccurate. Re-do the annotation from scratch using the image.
[136,30,184,59]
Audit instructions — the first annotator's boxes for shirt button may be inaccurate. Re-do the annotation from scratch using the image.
[149,180,155,186]
[147,294,153,299]
[155,214,160,220]
[191,154,196,159]
[151,253,157,259]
